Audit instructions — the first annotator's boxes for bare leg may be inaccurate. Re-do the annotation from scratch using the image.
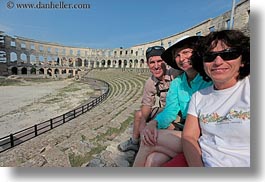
[132,110,142,140]
[133,130,182,167]
[145,152,171,167]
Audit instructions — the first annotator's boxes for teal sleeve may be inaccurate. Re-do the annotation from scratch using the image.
[155,78,180,129]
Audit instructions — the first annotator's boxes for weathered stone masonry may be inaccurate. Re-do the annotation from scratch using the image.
[0,0,249,77]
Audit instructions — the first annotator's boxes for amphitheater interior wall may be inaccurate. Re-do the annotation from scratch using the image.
[0,0,249,77]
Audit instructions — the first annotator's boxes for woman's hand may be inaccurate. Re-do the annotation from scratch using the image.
[141,120,158,146]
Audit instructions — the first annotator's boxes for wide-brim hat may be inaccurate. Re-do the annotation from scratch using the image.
[161,35,202,70]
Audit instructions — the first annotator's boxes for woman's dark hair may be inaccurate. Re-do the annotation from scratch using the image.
[192,29,250,81]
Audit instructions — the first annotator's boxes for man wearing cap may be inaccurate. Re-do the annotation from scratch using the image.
[133,36,212,167]
[118,46,181,152]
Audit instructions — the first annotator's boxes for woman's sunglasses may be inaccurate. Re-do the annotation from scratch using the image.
[203,48,241,63]
[146,46,165,54]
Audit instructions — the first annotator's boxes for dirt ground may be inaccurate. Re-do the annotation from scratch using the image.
[0,78,95,138]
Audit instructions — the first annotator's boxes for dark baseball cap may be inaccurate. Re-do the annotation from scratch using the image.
[146,46,165,61]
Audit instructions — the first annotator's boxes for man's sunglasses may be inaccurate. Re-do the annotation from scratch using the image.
[146,46,165,54]
[203,48,241,63]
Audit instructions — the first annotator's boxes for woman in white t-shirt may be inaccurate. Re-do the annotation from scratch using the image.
[182,29,250,167]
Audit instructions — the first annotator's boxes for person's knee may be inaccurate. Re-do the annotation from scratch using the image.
[134,110,142,123]
[135,110,142,118]
[145,153,167,167]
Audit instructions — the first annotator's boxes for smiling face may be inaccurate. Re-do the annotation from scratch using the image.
[203,40,243,90]
[174,47,194,72]
[147,56,166,80]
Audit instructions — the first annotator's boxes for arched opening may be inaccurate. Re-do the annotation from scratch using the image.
[30,55,36,65]
[140,59,145,68]
[101,60,106,67]
[54,68,59,75]
[76,58,82,67]
[21,67,27,74]
[30,67,36,74]
[124,60,127,67]
[39,68,44,74]
[20,53,27,64]
[107,60,111,67]
[10,52,17,63]
[11,67,18,75]
[47,68,52,76]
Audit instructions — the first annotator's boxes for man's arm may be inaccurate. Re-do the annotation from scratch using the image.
[139,105,152,133]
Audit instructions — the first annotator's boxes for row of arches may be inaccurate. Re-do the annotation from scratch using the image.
[10,66,81,77]
[5,51,147,69]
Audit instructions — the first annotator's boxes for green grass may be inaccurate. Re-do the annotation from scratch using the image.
[0,78,24,86]
[68,116,134,167]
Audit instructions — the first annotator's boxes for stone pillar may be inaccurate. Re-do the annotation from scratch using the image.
[36,69,40,75]
[27,67,31,75]
[59,58,62,66]
[88,60,91,68]
[126,61,130,68]
[36,56,40,65]
[73,60,76,67]
[26,54,30,64]
[17,67,22,75]
[6,51,10,65]
[121,61,124,68]
[17,52,22,66]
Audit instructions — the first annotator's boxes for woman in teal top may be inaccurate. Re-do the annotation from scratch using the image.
[155,72,211,129]
[133,36,212,167]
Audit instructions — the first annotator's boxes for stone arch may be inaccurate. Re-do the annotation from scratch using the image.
[129,59,133,68]
[134,59,138,68]
[69,57,74,67]
[10,52,17,62]
[47,55,52,62]
[118,60,122,68]
[84,59,88,67]
[30,67,36,74]
[96,61,100,67]
[47,68,52,76]
[113,60,117,67]
[140,59,145,68]
[39,55,44,65]
[21,67,27,74]
[54,68,59,74]
[76,68,81,75]
[11,67,18,75]
[68,69,73,76]
[107,60,111,67]
[30,55,36,65]
[124,60,127,67]
[75,58,82,67]
[39,68,44,74]
[20,53,27,64]
[101,60,106,67]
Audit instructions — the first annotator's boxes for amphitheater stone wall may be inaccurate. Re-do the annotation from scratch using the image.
[0,0,249,77]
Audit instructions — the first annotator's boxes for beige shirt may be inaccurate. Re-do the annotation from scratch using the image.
[141,68,181,108]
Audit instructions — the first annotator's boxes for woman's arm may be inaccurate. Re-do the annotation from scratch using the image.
[182,114,204,167]
[155,78,181,129]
